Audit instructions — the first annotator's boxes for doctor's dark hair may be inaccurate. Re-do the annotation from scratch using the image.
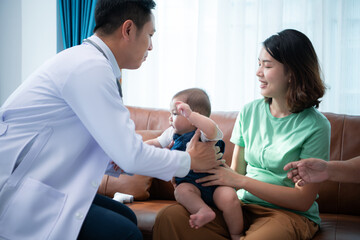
[173,88,211,117]
[263,29,326,113]
[94,0,156,35]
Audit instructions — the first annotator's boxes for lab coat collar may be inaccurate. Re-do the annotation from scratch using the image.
[86,35,122,81]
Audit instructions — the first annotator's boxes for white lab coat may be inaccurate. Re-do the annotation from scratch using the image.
[0,35,190,240]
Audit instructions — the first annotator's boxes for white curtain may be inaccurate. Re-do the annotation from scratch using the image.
[122,0,360,115]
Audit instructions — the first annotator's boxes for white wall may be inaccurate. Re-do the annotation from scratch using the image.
[0,0,57,105]
[21,0,57,82]
[0,0,22,105]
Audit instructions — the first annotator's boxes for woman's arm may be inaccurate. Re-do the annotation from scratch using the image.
[239,171,320,212]
[197,145,320,212]
[231,145,246,176]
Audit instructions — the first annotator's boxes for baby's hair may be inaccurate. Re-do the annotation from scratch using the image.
[173,88,211,117]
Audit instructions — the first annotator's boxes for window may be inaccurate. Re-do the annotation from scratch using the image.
[122,0,360,115]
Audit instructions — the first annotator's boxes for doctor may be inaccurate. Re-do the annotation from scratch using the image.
[0,0,221,239]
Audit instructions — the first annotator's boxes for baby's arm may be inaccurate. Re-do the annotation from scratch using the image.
[145,127,175,148]
[176,101,221,140]
[146,138,174,149]
[145,138,163,148]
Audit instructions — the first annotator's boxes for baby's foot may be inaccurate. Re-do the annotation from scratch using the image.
[189,208,216,229]
[231,234,244,240]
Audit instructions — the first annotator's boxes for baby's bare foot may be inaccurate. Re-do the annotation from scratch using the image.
[189,208,216,229]
[231,233,244,240]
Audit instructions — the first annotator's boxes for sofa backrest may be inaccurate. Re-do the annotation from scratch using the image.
[127,106,238,165]
[127,106,360,215]
[319,113,360,215]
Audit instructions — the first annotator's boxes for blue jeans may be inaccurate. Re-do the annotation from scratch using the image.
[77,194,142,240]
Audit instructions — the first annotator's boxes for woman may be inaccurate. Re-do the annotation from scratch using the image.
[153,29,330,240]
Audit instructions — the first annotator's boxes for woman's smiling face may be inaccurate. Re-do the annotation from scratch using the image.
[256,47,291,100]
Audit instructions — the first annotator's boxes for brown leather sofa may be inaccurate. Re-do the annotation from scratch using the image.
[98,106,360,240]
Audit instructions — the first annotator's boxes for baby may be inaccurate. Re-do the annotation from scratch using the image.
[146,88,243,239]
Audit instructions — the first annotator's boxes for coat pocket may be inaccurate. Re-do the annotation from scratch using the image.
[0,177,66,240]
[0,122,7,136]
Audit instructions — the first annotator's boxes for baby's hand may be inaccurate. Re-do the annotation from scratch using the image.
[171,177,177,189]
[111,161,123,173]
[166,140,174,149]
[175,101,192,118]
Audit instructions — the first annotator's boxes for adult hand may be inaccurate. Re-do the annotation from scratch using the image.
[186,129,224,171]
[195,163,243,189]
[284,158,329,186]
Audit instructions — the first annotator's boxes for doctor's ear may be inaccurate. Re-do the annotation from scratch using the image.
[121,20,135,41]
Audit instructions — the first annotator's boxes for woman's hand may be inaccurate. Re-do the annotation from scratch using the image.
[195,163,243,189]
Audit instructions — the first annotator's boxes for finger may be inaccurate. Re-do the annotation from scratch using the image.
[292,169,299,176]
[175,102,183,111]
[221,162,230,168]
[292,175,301,183]
[215,146,220,154]
[196,175,216,183]
[216,152,223,160]
[193,168,217,174]
[287,169,298,179]
[283,161,300,171]
[292,176,298,183]
[189,129,201,145]
[206,140,217,147]
[167,140,174,149]
[203,160,226,170]
[174,101,181,109]
[297,179,305,187]
[218,159,226,166]
[200,180,218,187]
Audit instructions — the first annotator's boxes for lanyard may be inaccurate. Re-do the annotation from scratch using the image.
[83,39,123,98]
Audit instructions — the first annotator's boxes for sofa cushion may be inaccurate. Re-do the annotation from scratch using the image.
[98,174,153,200]
[136,129,164,142]
[314,214,360,240]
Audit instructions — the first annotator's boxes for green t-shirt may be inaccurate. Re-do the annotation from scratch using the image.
[230,99,331,225]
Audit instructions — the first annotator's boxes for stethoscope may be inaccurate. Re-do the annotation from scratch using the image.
[83,38,123,98]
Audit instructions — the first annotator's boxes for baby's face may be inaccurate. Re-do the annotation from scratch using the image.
[169,98,196,135]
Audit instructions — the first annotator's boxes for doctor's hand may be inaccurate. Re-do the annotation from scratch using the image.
[186,129,224,171]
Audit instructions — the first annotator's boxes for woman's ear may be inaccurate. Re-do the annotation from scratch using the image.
[288,72,293,83]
